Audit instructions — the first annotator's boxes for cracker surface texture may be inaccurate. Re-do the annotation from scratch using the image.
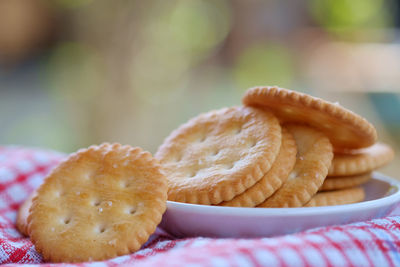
[242,86,377,149]
[258,124,333,208]
[220,127,296,207]
[328,143,394,176]
[156,106,282,205]
[28,143,167,263]
[304,187,365,207]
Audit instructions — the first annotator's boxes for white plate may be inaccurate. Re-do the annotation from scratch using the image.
[160,172,400,238]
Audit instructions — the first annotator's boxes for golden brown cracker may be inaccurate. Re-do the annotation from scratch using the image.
[258,124,333,208]
[16,190,37,236]
[328,143,394,176]
[220,127,296,207]
[242,86,377,149]
[320,173,371,191]
[156,106,282,205]
[28,143,167,263]
[304,187,365,207]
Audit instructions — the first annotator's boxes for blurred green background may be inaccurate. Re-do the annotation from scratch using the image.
[0,0,399,176]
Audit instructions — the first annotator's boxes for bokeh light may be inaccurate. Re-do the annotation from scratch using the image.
[310,0,393,32]
[233,43,295,91]
[44,42,104,103]
[131,0,232,105]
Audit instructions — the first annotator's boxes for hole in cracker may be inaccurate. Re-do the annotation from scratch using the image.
[234,126,242,135]
[120,181,131,188]
[211,149,220,156]
[56,190,66,197]
[188,171,197,178]
[222,162,234,170]
[199,135,207,143]
[128,207,137,215]
[98,225,107,233]
[288,171,298,180]
[174,154,183,162]
[84,171,93,180]
[248,140,257,148]
[92,199,101,206]
[63,217,71,225]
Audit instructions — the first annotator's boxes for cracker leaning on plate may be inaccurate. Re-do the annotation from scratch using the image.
[28,143,167,263]
[220,127,296,207]
[258,124,333,208]
[155,106,282,205]
[242,86,377,149]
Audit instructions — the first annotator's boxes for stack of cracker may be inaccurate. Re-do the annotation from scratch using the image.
[156,86,394,208]
[313,142,395,207]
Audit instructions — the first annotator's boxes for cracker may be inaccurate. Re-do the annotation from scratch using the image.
[328,142,394,176]
[16,190,37,236]
[258,124,333,208]
[28,143,167,263]
[220,127,296,207]
[320,173,371,191]
[304,187,365,207]
[242,86,377,149]
[155,106,282,205]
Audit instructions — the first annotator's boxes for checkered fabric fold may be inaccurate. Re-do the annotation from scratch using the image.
[1,146,400,267]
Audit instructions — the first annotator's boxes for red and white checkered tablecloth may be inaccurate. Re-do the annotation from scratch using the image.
[1,146,400,267]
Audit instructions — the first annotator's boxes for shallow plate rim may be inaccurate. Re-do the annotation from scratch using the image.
[165,172,400,217]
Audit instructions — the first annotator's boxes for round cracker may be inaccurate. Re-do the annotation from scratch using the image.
[304,187,365,207]
[220,127,296,207]
[156,106,282,205]
[258,124,333,208]
[16,190,37,236]
[320,173,371,191]
[28,143,167,263]
[242,86,377,149]
[328,143,394,176]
